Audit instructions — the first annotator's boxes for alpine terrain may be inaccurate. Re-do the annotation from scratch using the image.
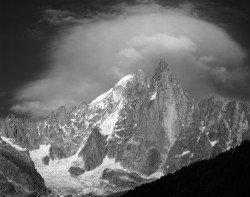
[0,60,250,197]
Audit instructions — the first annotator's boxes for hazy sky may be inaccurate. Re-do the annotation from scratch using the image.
[1,0,250,117]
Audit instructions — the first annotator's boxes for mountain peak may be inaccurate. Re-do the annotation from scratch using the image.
[154,59,169,76]
[135,69,147,78]
[115,74,134,88]
[151,59,170,84]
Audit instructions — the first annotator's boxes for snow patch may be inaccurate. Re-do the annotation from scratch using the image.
[30,144,51,167]
[176,150,190,157]
[200,126,206,133]
[30,145,86,195]
[99,109,119,138]
[115,74,134,87]
[139,169,164,180]
[146,171,164,179]
[90,88,112,105]
[180,150,190,156]
[150,92,157,100]
[112,90,123,103]
[1,137,27,151]
[99,100,124,139]
[210,140,218,147]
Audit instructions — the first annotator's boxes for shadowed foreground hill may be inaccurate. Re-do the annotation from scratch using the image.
[118,140,250,197]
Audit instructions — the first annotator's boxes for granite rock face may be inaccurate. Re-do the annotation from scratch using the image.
[71,127,107,173]
[164,96,250,174]
[109,60,194,175]
[42,155,50,165]
[101,168,144,188]
[0,174,16,197]
[0,137,47,196]
[0,104,89,161]
[68,166,85,177]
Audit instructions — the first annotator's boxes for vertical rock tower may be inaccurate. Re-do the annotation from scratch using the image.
[117,59,194,176]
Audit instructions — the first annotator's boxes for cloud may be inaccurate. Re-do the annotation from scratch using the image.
[11,2,247,116]
[200,56,216,64]
[42,9,79,25]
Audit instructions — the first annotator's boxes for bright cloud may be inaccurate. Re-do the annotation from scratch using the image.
[11,2,247,116]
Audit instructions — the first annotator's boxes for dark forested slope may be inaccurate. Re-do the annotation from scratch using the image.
[120,140,250,197]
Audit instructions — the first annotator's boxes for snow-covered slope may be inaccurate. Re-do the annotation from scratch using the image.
[30,144,127,196]
[31,74,135,196]
[86,74,134,139]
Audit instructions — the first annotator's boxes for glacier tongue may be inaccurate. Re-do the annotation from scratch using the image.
[31,144,126,196]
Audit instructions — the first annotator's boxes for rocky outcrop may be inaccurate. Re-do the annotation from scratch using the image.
[0,174,16,197]
[42,155,50,165]
[77,127,107,171]
[101,168,144,188]
[164,96,250,174]
[112,60,194,175]
[0,137,47,196]
[68,167,85,177]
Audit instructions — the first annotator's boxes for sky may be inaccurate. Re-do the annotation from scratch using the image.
[1,0,250,117]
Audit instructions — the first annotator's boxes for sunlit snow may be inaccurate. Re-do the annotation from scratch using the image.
[175,150,190,158]
[78,156,126,195]
[1,137,27,151]
[150,92,157,100]
[115,74,134,87]
[30,144,126,196]
[180,150,190,156]
[99,101,123,139]
[210,140,218,147]
[90,88,112,105]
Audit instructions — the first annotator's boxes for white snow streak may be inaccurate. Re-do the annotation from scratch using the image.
[140,170,164,180]
[99,109,119,137]
[175,150,190,158]
[180,150,190,156]
[115,74,134,87]
[210,140,218,147]
[99,100,124,139]
[1,137,27,151]
[150,92,157,100]
[90,88,112,105]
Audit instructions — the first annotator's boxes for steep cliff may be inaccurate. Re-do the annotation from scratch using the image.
[0,137,48,197]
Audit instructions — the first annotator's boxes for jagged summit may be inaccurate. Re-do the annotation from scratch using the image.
[154,59,169,76]
[150,59,176,92]
[115,74,134,88]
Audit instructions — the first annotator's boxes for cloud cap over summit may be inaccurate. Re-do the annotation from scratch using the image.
[9,2,249,117]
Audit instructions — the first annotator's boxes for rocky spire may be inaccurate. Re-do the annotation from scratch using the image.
[153,59,169,77]
[151,59,172,90]
[133,69,150,88]
[55,106,67,126]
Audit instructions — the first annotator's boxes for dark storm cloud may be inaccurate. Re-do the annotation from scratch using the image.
[10,1,249,116]
[42,9,80,26]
